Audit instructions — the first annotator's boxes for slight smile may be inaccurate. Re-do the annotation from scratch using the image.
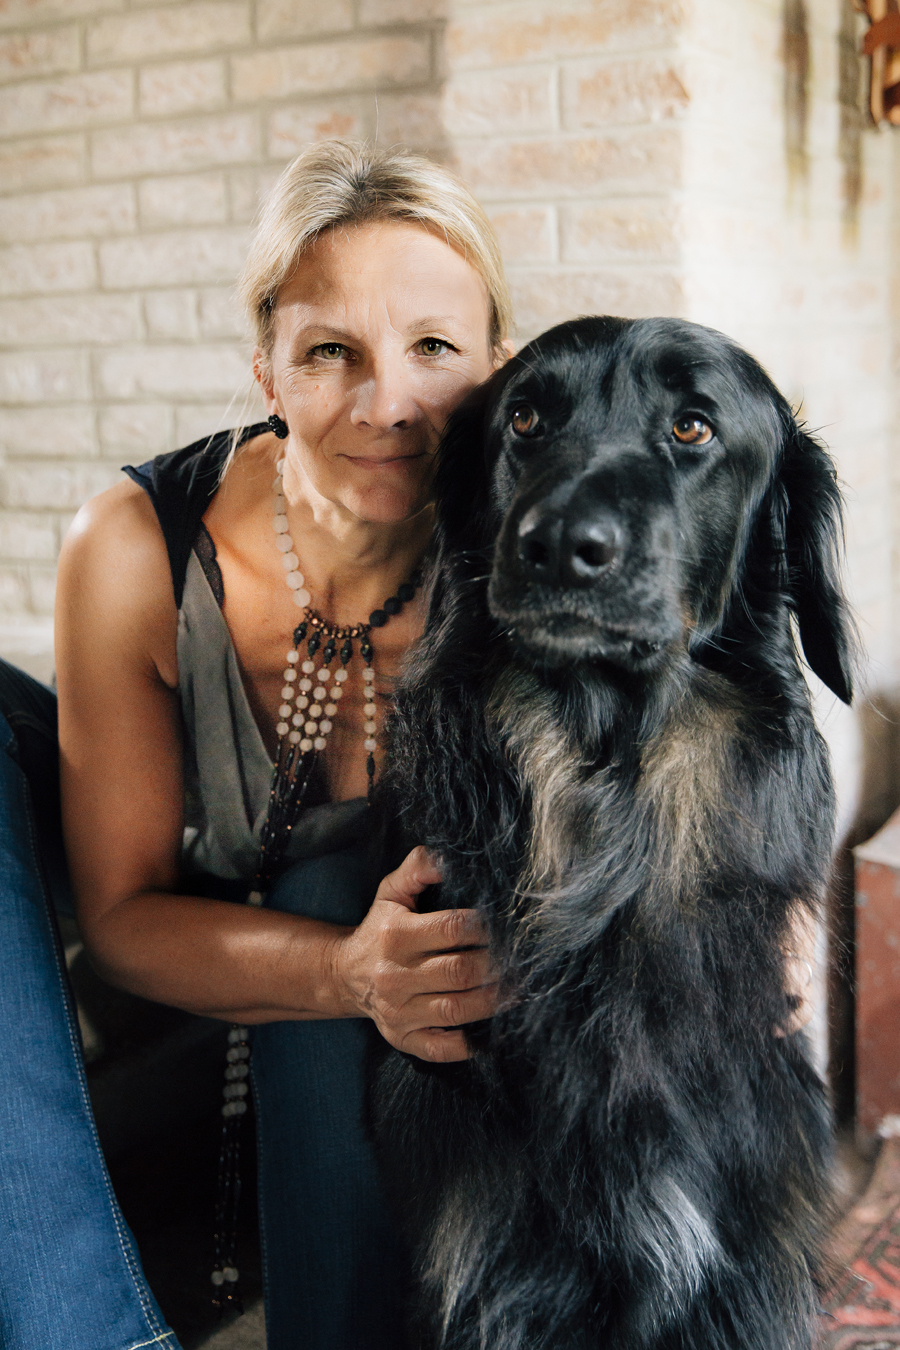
[341,452,428,467]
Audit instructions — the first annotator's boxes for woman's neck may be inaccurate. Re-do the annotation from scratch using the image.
[270,443,434,626]
[282,491,434,625]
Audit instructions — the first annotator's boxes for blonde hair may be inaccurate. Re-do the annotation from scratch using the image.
[238,141,512,365]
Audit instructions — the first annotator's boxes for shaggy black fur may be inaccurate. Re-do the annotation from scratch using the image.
[372,316,854,1350]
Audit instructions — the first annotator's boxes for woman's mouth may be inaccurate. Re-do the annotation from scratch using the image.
[342,452,427,467]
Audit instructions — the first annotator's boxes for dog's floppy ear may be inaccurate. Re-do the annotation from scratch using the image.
[433,365,509,552]
[776,420,856,704]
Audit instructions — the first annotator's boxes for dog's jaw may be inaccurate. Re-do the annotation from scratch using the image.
[491,603,680,673]
[488,561,685,672]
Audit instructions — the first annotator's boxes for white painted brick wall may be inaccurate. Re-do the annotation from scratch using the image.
[443,0,689,344]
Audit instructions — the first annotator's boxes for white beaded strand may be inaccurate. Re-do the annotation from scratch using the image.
[272,466,311,610]
[272,472,362,764]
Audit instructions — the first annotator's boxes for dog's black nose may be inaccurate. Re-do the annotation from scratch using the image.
[517,509,623,587]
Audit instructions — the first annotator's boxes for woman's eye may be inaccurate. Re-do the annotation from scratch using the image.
[418,338,450,356]
[312,343,348,361]
[672,416,713,445]
[511,404,541,437]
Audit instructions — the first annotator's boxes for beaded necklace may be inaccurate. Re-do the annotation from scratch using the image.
[211,451,422,1314]
[270,458,419,783]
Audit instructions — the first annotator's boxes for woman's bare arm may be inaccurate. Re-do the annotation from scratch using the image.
[55,483,495,1061]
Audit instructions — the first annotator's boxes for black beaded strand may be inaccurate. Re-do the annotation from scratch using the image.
[210,566,423,1316]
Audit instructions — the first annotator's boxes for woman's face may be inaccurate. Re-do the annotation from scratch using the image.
[256,220,501,525]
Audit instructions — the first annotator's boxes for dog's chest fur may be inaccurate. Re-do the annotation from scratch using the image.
[376,628,831,1350]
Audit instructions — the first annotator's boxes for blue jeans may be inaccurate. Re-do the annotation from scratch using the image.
[0,660,179,1350]
[253,850,411,1350]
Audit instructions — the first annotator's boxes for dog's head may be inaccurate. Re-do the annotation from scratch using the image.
[435,316,854,703]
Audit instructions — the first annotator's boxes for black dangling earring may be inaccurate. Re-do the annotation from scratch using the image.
[267,413,289,439]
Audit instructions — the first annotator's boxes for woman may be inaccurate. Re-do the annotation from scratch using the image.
[0,142,816,1350]
[55,142,512,1350]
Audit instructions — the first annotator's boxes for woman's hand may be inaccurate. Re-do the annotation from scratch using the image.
[776,905,817,1037]
[333,846,498,1062]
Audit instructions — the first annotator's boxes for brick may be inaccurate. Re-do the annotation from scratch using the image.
[28,565,56,615]
[228,165,282,224]
[258,0,353,40]
[0,350,89,402]
[87,3,251,65]
[0,295,143,348]
[232,36,430,102]
[100,227,249,289]
[442,68,555,136]
[1,462,120,511]
[0,184,135,244]
[0,241,96,296]
[0,134,85,195]
[563,58,690,129]
[145,289,199,341]
[559,201,681,264]
[509,268,684,335]
[452,129,682,199]
[487,206,554,265]
[97,344,250,399]
[0,511,58,561]
[176,401,252,447]
[268,99,370,158]
[0,27,80,84]
[447,0,685,69]
[267,90,440,174]
[99,402,174,459]
[358,0,447,19]
[0,0,124,31]
[0,567,28,613]
[138,172,228,228]
[0,405,95,457]
[139,58,226,119]
[199,287,245,339]
[368,92,443,148]
[92,113,259,179]
[0,70,132,137]
[0,618,56,680]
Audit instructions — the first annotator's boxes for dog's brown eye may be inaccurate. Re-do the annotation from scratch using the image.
[672,416,713,445]
[511,404,540,436]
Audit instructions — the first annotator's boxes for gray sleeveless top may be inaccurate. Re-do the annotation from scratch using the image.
[125,432,369,882]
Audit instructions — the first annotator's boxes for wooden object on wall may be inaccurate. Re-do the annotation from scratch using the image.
[858,0,900,124]
[854,808,900,1143]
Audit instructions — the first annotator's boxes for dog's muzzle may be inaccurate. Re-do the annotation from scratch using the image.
[488,477,685,671]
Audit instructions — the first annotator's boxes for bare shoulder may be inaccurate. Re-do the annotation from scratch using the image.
[61,477,165,569]
[57,477,178,688]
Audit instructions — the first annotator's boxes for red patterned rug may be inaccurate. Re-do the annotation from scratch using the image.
[818,1139,900,1348]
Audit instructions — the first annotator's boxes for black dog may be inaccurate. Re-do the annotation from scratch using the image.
[374,316,853,1350]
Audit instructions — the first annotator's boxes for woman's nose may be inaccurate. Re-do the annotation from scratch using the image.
[351,360,419,432]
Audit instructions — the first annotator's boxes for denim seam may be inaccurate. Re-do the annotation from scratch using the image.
[19,769,169,1342]
[124,1333,178,1350]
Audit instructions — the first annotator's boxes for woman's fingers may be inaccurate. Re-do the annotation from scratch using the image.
[403,1027,472,1063]
[405,905,490,955]
[361,934,495,1011]
[335,845,500,1061]
[396,979,498,1031]
[375,845,443,911]
[417,946,494,992]
[775,906,816,1036]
